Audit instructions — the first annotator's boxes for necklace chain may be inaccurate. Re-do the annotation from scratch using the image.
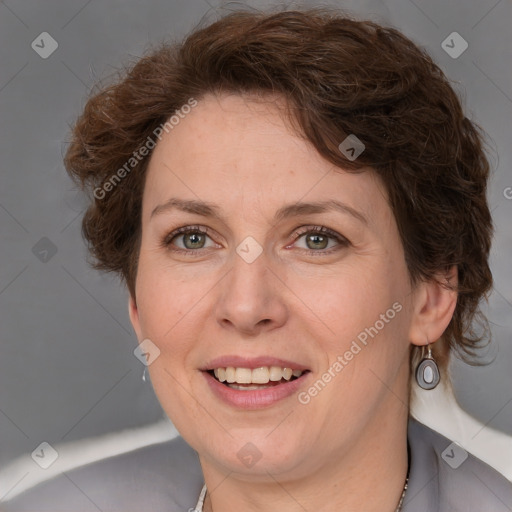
[395,475,409,512]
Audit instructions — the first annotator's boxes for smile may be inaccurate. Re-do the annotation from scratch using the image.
[211,366,305,387]
[202,367,312,409]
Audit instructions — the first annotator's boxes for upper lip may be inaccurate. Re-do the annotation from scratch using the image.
[200,356,310,371]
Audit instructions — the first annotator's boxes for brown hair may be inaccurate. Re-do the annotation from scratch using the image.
[64,8,493,365]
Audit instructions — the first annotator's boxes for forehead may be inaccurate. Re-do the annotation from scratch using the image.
[143,93,387,225]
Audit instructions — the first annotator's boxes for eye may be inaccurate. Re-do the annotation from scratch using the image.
[161,225,349,255]
[292,226,349,253]
[162,225,217,252]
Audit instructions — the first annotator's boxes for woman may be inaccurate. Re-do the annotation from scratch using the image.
[4,7,512,512]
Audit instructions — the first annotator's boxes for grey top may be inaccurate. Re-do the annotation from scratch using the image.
[2,417,511,512]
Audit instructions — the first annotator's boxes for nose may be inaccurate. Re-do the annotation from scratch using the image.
[215,250,288,336]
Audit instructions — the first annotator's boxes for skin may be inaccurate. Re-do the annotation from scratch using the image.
[129,93,457,512]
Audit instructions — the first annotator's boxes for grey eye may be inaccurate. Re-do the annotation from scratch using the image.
[182,232,207,249]
[295,232,339,251]
[302,233,327,250]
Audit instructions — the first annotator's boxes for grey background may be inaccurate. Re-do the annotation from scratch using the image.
[1,0,511,469]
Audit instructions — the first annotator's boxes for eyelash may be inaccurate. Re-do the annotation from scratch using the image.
[290,226,349,255]
[162,225,349,256]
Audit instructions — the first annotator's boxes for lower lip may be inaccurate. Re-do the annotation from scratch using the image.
[202,371,310,409]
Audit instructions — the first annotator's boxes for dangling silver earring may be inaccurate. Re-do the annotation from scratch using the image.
[415,342,440,390]
[142,367,148,383]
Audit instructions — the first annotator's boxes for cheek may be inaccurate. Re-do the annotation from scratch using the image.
[134,250,213,338]
[133,260,207,421]
[304,261,410,372]
[301,263,398,329]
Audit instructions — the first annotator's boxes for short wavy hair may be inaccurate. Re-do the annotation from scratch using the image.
[64,8,493,366]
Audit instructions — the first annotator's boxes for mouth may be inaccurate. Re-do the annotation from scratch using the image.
[204,366,311,391]
[200,357,312,408]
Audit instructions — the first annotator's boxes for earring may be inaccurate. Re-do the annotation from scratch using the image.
[142,367,148,383]
[415,342,440,390]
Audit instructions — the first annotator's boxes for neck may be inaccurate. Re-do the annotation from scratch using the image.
[201,394,410,512]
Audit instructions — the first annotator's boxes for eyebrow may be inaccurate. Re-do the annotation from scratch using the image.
[150,198,368,225]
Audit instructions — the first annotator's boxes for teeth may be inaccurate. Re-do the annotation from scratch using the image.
[225,367,236,383]
[235,368,252,384]
[227,384,276,390]
[212,366,304,384]
[252,367,270,384]
[269,366,283,381]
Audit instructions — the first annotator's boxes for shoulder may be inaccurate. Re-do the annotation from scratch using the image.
[1,436,204,512]
[4,419,511,512]
[405,417,512,512]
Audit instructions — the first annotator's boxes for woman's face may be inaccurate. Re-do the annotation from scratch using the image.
[129,93,420,479]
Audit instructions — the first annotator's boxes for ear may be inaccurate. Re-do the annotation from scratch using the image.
[128,293,143,341]
[409,265,458,346]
